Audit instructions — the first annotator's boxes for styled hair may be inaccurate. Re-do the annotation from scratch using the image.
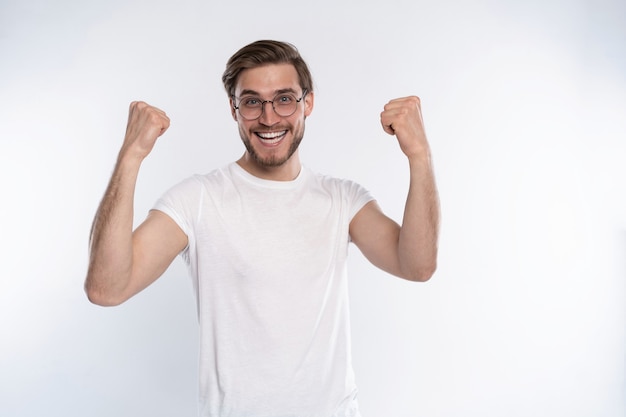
[222,40,314,97]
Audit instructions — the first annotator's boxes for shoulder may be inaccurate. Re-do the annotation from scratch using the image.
[305,167,370,196]
[303,167,374,217]
[165,164,235,194]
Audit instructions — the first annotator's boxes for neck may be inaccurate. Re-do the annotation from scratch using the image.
[236,151,301,181]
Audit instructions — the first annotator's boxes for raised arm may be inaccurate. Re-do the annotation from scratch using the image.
[85,101,187,306]
[349,96,439,282]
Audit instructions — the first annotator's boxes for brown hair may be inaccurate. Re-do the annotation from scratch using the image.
[222,40,314,97]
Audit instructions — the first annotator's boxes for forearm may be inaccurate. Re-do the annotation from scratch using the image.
[85,154,142,305]
[397,153,440,281]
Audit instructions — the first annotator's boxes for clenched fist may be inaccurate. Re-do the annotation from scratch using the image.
[120,101,170,161]
[380,96,430,160]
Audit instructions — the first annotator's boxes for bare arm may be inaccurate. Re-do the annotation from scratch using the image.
[350,96,440,282]
[85,102,187,306]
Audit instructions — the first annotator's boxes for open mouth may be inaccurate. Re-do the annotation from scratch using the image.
[255,130,287,145]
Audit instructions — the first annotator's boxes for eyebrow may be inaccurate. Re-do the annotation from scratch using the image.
[237,87,299,97]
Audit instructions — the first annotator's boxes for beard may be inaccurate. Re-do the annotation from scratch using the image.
[239,124,305,168]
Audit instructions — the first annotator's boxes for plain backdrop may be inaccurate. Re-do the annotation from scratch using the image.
[1,0,625,416]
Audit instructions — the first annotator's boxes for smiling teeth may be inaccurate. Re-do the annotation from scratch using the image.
[257,131,286,143]
[257,131,286,139]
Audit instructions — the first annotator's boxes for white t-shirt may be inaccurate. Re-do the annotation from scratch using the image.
[154,162,374,417]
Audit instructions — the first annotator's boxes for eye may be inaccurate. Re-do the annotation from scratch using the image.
[275,94,294,105]
[242,97,261,107]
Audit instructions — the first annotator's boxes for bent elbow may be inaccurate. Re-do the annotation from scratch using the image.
[85,291,121,307]
[85,289,122,307]
[417,264,436,282]
[402,261,437,282]
[84,278,127,307]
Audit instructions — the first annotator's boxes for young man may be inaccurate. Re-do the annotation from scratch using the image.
[85,40,439,417]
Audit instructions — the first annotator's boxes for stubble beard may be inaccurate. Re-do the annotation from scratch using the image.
[239,125,305,168]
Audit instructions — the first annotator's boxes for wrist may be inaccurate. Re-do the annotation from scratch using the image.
[117,145,146,167]
[406,148,432,167]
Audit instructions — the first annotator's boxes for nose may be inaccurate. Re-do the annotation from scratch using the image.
[258,101,280,126]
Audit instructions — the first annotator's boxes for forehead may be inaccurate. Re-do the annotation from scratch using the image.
[235,63,300,96]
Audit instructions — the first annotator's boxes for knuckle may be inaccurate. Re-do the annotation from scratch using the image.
[148,112,161,123]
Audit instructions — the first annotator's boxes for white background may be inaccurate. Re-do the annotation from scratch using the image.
[1,0,625,416]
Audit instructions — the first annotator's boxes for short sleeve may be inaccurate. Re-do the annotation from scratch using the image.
[152,175,204,254]
[343,179,375,221]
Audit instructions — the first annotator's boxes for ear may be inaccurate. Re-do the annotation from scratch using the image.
[304,91,314,117]
[229,96,238,121]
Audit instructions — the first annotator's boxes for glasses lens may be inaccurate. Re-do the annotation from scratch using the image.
[273,94,298,117]
[238,97,262,120]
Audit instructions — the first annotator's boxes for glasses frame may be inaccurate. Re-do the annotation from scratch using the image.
[232,89,308,120]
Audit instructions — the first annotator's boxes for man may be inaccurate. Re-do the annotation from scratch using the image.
[85,40,439,417]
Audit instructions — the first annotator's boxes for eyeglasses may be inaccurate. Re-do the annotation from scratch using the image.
[233,90,308,120]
